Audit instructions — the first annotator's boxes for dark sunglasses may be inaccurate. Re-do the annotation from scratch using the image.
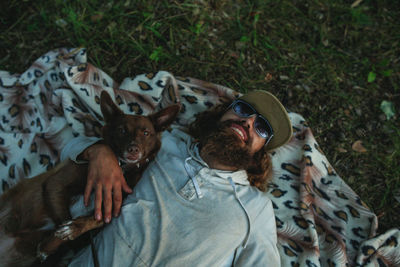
[228,100,274,144]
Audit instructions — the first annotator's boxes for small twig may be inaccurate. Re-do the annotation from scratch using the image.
[351,0,363,8]
[59,46,85,60]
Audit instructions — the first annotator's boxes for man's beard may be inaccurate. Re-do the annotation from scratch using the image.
[198,120,254,170]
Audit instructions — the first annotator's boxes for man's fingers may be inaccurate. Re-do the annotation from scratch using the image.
[113,185,123,217]
[103,185,113,223]
[95,185,103,221]
[121,179,133,194]
[84,179,94,206]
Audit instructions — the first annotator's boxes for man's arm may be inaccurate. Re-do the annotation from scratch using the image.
[233,199,281,266]
[61,136,132,223]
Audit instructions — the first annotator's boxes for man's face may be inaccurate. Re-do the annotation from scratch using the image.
[198,104,267,170]
[219,109,266,156]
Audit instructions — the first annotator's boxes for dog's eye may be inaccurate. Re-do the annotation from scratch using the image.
[118,127,126,134]
[143,130,149,136]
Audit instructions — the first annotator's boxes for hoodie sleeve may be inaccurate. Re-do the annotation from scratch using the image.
[233,198,281,266]
[60,136,102,163]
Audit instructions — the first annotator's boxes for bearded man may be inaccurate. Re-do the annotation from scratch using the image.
[62,90,292,266]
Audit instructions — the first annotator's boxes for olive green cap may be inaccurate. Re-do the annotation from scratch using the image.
[239,90,293,150]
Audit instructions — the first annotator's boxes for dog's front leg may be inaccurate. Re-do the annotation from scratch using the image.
[36,235,65,262]
[37,216,104,262]
[55,215,104,241]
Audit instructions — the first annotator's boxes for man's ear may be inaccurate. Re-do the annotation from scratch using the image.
[150,104,181,132]
[100,91,124,123]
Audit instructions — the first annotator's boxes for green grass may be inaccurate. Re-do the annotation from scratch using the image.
[1,0,399,233]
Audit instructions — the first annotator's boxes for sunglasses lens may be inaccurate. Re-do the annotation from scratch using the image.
[254,117,269,138]
[232,101,255,117]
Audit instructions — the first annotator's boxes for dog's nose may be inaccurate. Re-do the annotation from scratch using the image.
[128,145,139,154]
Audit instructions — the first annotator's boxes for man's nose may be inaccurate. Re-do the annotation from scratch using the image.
[242,115,256,129]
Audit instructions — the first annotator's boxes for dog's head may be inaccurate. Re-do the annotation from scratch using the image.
[100,91,180,168]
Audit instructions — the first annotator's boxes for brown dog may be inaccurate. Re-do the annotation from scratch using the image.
[0,91,180,267]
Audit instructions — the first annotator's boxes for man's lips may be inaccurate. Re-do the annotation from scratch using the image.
[230,123,248,142]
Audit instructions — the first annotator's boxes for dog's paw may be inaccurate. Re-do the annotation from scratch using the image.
[54,220,80,241]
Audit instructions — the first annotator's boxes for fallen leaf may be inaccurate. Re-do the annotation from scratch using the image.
[264,73,273,82]
[229,51,239,59]
[91,13,104,22]
[380,100,395,120]
[352,140,367,153]
[55,18,67,28]
[337,147,348,153]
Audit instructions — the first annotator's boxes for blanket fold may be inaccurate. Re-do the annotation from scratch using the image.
[0,48,398,266]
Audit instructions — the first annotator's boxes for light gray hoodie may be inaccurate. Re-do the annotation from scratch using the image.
[62,127,280,267]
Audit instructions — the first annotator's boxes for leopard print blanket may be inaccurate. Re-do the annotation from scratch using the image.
[0,48,399,266]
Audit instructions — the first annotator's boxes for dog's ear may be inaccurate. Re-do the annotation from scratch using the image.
[100,91,124,123]
[150,104,181,132]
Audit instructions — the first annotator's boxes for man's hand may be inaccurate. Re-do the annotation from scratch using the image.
[83,144,133,223]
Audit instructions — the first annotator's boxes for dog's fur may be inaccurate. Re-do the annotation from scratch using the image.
[0,91,180,267]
